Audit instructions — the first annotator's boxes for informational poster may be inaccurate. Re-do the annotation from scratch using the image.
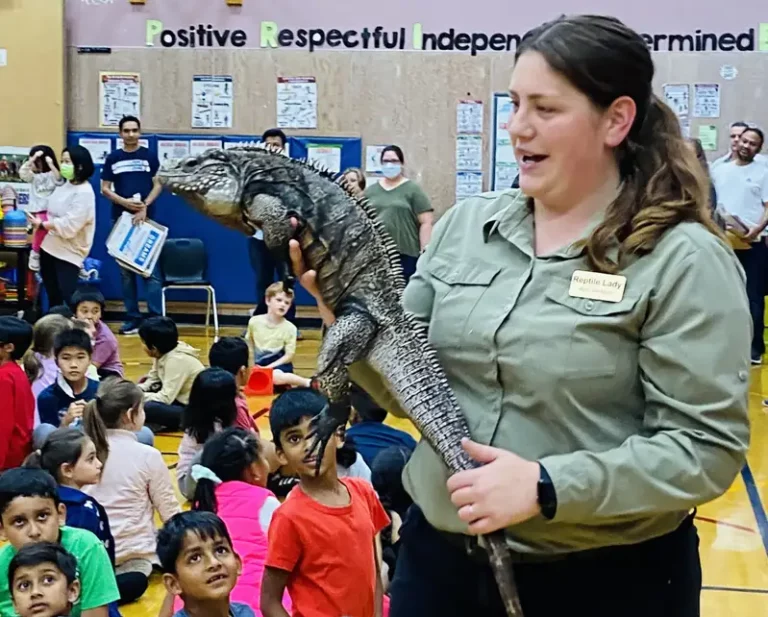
[491,93,518,190]
[456,135,482,172]
[698,125,718,151]
[457,100,483,134]
[0,146,30,210]
[0,49,7,67]
[693,83,721,118]
[276,77,317,129]
[192,75,234,129]
[189,139,223,156]
[456,172,483,200]
[116,138,149,150]
[720,65,738,80]
[307,144,341,173]
[99,72,141,128]
[662,84,689,117]
[365,145,386,173]
[224,140,259,150]
[158,140,191,165]
[78,137,112,165]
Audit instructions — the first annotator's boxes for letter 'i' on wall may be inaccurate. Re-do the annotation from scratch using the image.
[760,23,768,50]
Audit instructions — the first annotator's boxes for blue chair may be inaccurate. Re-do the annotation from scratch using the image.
[159,238,219,339]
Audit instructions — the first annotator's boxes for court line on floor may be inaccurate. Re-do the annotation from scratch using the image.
[694,516,756,534]
[702,585,768,594]
[740,462,768,558]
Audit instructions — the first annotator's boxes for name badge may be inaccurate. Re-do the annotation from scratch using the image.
[569,270,626,303]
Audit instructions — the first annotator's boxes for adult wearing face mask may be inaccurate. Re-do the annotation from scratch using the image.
[28,146,96,308]
[364,146,433,282]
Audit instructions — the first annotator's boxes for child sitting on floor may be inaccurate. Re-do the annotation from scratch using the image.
[260,388,389,617]
[9,542,81,617]
[167,427,290,616]
[176,368,239,500]
[0,316,35,472]
[71,289,124,379]
[157,510,256,617]
[0,467,120,617]
[24,427,149,605]
[138,317,205,432]
[83,377,181,594]
[246,283,298,373]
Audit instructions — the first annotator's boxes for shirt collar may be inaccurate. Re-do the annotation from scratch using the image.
[482,190,619,263]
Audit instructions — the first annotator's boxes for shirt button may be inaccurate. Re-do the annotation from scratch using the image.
[584,300,595,311]
[738,370,748,381]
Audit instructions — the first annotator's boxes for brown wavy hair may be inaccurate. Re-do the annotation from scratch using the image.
[516,15,723,273]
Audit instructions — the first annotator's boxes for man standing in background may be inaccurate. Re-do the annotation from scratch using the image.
[712,127,768,365]
[101,115,163,335]
[712,121,768,170]
[247,128,297,325]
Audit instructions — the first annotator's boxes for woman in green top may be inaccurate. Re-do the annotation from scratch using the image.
[364,146,434,281]
[290,14,750,617]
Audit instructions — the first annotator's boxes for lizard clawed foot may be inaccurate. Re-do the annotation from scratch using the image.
[305,405,345,477]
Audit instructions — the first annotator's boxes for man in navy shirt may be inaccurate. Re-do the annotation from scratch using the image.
[101,116,163,335]
[347,383,418,468]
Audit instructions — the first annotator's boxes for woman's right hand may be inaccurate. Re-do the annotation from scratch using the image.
[288,217,336,327]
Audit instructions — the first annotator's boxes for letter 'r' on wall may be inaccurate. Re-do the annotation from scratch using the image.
[261,21,278,48]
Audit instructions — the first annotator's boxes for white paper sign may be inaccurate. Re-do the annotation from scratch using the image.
[192,75,234,129]
[662,84,689,118]
[0,49,7,67]
[78,138,112,165]
[720,65,738,80]
[307,145,341,173]
[456,172,483,200]
[158,140,190,165]
[189,140,223,156]
[365,145,386,173]
[457,100,483,134]
[693,84,721,119]
[492,94,517,190]
[277,77,317,129]
[99,72,141,128]
[105,212,168,278]
[456,135,483,172]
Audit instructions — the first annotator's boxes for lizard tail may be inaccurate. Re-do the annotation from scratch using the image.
[484,531,525,617]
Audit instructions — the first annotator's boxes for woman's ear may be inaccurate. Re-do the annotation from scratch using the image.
[603,95,637,148]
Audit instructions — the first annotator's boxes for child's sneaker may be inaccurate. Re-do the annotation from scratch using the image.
[28,251,40,272]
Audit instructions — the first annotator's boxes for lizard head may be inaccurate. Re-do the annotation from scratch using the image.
[157,147,255,235]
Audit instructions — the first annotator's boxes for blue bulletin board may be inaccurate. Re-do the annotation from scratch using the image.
[67,131,362,311]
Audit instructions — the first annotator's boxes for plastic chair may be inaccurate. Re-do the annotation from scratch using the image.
[159,238,219,339]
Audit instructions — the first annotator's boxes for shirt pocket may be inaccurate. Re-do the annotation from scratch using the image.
[539,277,641,379]
[426,256,501,350]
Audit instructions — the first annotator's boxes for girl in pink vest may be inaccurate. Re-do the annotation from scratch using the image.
[170,427,290,616]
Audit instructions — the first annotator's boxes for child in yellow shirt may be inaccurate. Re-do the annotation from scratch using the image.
[246,282,298,373]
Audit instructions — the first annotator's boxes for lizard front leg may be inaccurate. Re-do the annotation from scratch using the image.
[307,307,378,475]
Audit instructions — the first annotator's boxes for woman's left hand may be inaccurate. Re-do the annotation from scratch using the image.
[447,438,542,535]
[27,215,43,230]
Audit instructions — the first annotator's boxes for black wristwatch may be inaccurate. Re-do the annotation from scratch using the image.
[537,463,557,520]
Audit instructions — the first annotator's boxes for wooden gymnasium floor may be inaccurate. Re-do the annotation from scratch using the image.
[114,324,768,617]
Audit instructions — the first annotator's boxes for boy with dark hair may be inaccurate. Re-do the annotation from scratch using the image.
[261,388,389,617]
[35,330,98,448]
[9,542,81,617]
[0,468,120,617]
[101,114,163,335]
[261,129,286,150]
[208,337,256,433]
[138,317,204,431]
[157,510,254,617]
[47,305,74,319]
[347,383,417,468]
[0,316,35,471]
[71,289,123,379]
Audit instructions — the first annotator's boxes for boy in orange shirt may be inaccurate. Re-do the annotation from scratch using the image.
[261,388,390,617]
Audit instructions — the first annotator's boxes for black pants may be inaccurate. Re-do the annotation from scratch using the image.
[40,249,80,308]
[144,400,185,431]
[116,572,148,605]
[735,241,767,358]
[389,506,702,617]
[97,367,122,380]
[247,237,297,322]
[400,254,418,284]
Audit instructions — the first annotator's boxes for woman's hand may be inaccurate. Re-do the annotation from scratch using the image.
[446,438,542,535]
[26,214,43,230]
[287,217,336,327]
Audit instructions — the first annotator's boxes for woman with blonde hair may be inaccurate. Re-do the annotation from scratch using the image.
[290,14,750,617]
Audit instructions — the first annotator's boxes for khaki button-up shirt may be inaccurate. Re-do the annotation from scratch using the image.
[350,189,751,554]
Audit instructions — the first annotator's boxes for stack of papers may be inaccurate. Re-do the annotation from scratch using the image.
[105,212,167,278]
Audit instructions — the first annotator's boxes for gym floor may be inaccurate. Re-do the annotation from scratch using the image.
[114,324,767,617]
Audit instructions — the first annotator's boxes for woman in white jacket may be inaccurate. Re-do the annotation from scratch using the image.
[28,145,96,307]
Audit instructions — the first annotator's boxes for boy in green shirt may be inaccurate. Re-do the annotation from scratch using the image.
[0,468,120,617]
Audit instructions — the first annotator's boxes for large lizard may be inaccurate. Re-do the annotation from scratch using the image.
[156,145,524,616]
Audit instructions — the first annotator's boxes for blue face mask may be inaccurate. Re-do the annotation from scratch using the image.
[381,162,402,179]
